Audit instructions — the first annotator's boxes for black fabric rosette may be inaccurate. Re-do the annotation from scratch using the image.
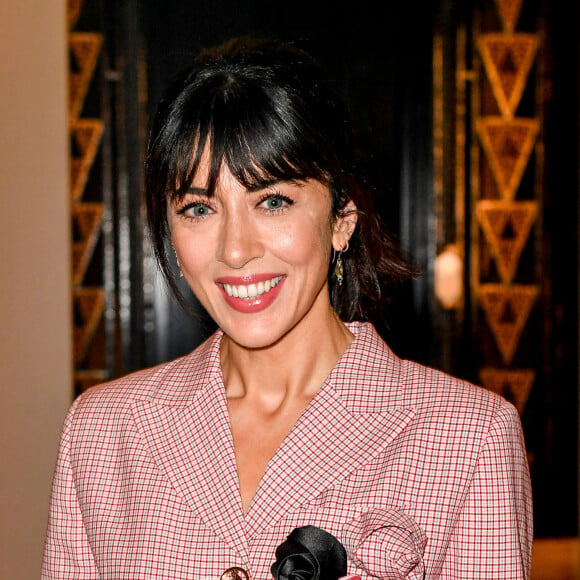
[271,525,348,580]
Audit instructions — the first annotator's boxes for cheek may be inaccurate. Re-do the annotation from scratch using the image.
[171,231,212,273]
[271,221,333,264]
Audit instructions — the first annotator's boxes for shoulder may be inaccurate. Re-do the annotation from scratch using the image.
[403,359,525,458]
[69,330,223,421]
[402,357,508,417]
[342,321,516,427]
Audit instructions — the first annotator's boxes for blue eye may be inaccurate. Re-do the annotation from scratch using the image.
[265,197,284,209]
[190,203,210,217]
[259,193,293,212]
[179,201,213,218]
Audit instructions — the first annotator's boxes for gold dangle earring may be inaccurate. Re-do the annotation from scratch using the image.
[335,254,344,286]
[334,242,348,286]
[172,246,184,278]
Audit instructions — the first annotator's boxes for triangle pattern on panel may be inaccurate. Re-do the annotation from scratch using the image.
[73,287,105,366]
[476,117,539,200]
[479,284,539,365]
[476,200,538,283]
[493,0,524,32]
[68,0,84,30]
[479,367,535,415]
[72,202,105,286]
[477,33,538,118]
[69,32,103,121]
[70,119,104,201]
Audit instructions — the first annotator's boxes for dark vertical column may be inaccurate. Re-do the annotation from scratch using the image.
[103,0,148,374]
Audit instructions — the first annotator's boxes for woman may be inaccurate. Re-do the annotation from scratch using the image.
[43,37,532,579]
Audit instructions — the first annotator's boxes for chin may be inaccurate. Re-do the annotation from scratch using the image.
[221,320,290,351]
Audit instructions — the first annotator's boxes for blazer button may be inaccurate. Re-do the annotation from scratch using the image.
[220,566,250,580]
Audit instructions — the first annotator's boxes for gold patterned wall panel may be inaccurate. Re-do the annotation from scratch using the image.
[68,0,107,394]
[479,367,535,414]
[478,283,539,364]
[493,0,524,32]
[67,0,83,29]
[434,0,543,420]
[476,200,538,282]
[70,118,104,202]
[471,1,541,419]
[476,117,539,200]
[73,288,105,365]
[69,33,102,123]
[477,33,538,118]
[72,202,104,286]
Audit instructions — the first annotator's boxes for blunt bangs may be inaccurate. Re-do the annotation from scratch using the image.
[160,72,337,202]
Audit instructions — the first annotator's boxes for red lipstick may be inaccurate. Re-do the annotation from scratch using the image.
[215,274,285,314]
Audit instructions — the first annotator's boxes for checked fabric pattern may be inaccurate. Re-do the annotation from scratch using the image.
[42,322,532,579]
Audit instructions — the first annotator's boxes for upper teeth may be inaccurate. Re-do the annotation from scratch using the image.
[223,276,283,299]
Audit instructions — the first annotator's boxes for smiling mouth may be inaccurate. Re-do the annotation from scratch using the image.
[221,276,284,300]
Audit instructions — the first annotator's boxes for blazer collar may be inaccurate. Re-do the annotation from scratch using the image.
[132,323,414,555]
[132,333,250,559]
[244,322,414,536]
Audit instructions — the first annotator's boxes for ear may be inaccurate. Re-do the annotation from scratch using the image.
[332,200,358,252]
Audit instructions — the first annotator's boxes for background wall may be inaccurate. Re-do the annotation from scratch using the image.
[0,1,72,578]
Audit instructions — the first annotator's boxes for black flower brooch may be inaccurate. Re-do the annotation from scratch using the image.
[271,525,348,580]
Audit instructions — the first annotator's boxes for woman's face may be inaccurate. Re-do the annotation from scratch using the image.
[168,157,353,350]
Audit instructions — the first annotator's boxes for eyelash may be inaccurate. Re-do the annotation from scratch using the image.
[175,190,295,221]
[176,200,214,220]
[256,191,294,213]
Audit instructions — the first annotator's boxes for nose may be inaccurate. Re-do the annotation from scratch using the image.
[217,210,264,269]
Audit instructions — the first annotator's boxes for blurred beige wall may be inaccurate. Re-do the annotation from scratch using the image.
[0,1,73,578]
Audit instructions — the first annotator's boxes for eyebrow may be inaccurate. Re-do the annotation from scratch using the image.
[246,178,284,192]
[185,178,291,196]
[185,186,209,196]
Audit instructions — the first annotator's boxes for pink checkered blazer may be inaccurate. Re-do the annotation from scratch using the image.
[42,322,533,579]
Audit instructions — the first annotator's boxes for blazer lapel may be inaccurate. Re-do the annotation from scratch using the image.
[244,323,416,537]
[244,385,415,537]
[132,345,249,561]
[131,322,413,553]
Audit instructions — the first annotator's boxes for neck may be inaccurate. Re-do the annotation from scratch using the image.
[220,308,354,408]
